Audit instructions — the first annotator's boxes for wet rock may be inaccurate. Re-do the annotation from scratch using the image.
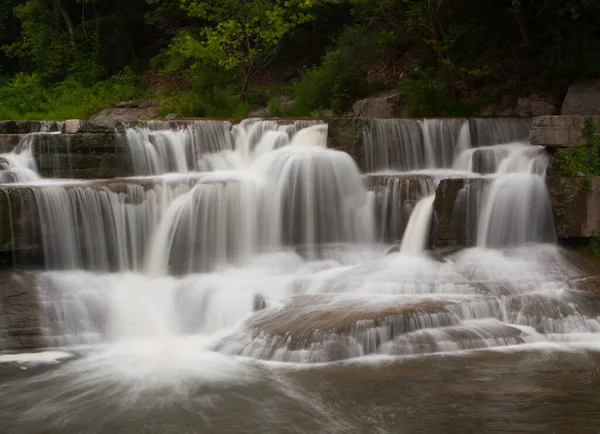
[576,276,600,295]
[547,176,600,239]
[0,271,44,350]
[385,245,400,255]
[228,294,459,362]
[385,322,524,356]
[0,188,41,267]
[0,134,25,152]
[432,178,483,248]
[253,294,267,311]
[0,121,61,135]
[365,174,435,243]
[561,78,600,115]
[352,90,405,118]
[326,118,365,169]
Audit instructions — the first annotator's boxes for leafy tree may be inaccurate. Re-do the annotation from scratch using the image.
[3,0,76,78]
[168,0,319,100]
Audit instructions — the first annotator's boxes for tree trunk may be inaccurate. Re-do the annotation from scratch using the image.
[512,0,530,47]
[59,6,77,50]
[240,73,250,102]
[428,0,455,97]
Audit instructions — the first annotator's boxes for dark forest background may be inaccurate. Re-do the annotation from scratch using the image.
[1,0,599,119]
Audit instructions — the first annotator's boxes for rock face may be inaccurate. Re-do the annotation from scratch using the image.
[477,96,517,117]
[352,90,405,118]
[478,95,557,117]
[365,174,435,243]
[561,79,600,115]
[432,178,486,248]
[530,115,600,147]
[0,188,41,267]
[0,271,44,350]
[90,99,159,121]
[327,118,365,168]
[547,176,600,239]
[515,95,557,117]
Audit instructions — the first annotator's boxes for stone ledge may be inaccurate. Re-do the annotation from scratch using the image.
[531,115,600,147]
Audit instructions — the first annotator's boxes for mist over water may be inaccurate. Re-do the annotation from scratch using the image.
[0,117,599,433]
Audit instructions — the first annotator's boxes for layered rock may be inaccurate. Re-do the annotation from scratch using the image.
[432,178,483,248]
[365,174,435,243]
[547,176,600,239]
[561,79,600,115]
[0,271,44,350]
[530,115,600,148]
[515,95,557,117]
[326,118,365,168]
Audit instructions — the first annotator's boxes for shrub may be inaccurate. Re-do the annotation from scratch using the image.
[157,69,248,119]
[398,73,476,117]
[553,117,600,183]
[0,68,146,120]
[293,26,386,115]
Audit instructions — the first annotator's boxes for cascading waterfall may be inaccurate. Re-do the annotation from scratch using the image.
[0,123,63,183]
[399,195,436,254]
[475,144,555,247]
[367,174,436,242]
[1,116,598,376]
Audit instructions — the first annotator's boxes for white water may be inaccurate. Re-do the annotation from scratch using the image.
[399,195,436,255]
[1,117,598,375]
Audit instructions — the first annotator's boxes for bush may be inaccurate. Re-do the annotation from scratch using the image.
[0,68,146,120]
[293,26,386,115]
[157,69,248,118]
[398,74,476,117]
[553,117,600,183]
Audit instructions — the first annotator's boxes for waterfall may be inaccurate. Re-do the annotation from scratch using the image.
[5,116,596,374]
[367,175,436,242]
[363,118,530,172]
[399,195,436,254]
[475,145,555,247]
[124,119,323,176]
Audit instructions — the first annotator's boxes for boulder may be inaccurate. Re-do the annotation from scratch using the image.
[352,90,405,118]
[515,95,557,117]
[90,99,159,121]
[561,78,600,115]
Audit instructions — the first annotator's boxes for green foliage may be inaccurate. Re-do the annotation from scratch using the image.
[1,0,600,119]
[166,0,321,99]
[399,74,475,117]
[293,26,387,115]
[267,96,297,117]
[554,118,600,183]
[157,69,248,118]
[0,68,145,120]
[4,0,76,78]
[588,233,600,257]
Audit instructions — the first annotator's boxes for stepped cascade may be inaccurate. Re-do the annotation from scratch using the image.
[0,116,599,432]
